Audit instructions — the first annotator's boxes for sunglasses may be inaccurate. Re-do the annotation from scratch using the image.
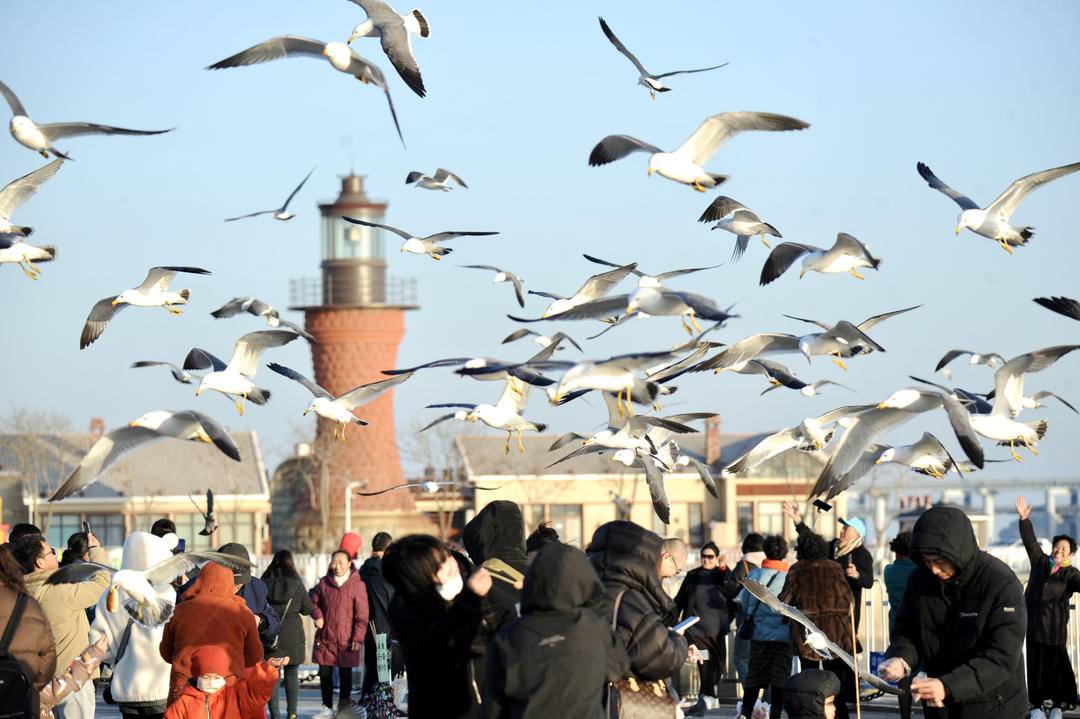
[701,553,717,560]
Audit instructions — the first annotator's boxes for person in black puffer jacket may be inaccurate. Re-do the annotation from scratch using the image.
[462,501,530,697]
[587,520,689,681]
[783,669,841,719]
[1015,497,1080,714]
[261,549,314,719]
[484,542,629,719]
[359,531,397,699]
[675,540,732,704]
[880,505,1027,719]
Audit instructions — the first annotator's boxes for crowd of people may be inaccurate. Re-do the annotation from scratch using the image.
[0,495,1076,719]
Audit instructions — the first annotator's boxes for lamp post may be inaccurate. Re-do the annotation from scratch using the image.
[344,479,368,534]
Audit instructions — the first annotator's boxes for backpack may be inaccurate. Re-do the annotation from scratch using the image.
[0,593,37,718]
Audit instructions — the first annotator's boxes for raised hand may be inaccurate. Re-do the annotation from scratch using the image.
[782,500,803,525]
[1015,496,1032,521]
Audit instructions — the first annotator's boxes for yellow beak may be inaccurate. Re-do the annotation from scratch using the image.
[874,457,884,464]
[625,306,634,315]
[303,408,311,416]
[647,168,654,176]
[195,387,203,396]
[111,298,121,306]
[128,421,138,428]
[955,227,962,235]
[877,401,888,409]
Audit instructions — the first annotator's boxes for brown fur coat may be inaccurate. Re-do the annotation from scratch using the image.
[778,559,855,660]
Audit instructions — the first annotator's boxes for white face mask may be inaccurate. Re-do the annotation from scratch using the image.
[436,573,464,601]
[197,676,227,694]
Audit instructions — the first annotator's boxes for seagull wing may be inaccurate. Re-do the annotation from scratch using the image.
[546,444,608,469]
[1034,296,1080,321]
[915,432,966,477]
[691,333,801,372]
[274,318,318,344]
[640,456,670,525]
[80,296,125,349]
[501,328,538,344]
[210,297,257,319]
[916,162,979,210]
[544,295,628,321]
[684,456,719,498]
[45,562,115,584]
[137,266,211,293]
[1031,391,1079,414]
[336,372,414,409]
[654,63,729,80]
[183,348,228,372]
[759,243,820,285]
[207,36,329,69]
[739,577,818,634]
[653,264,723,282]
[384,358,472,374]
[224,210,276,222]
[355,482,416,496]
[588,136,662,166]
[674,112,809,166]
[419,413,460,432]
[227,330,299,377]
[166,411,242,461]
[598,17,647,74]
[143,550,253,587]
[810,407,914,499]
[50,427,164,501]
[131,360,193,384]
[281,167,315,210]
[987,162,1080,221]
[697,196,751,223]
[340,216,412,239]
[725,429,800,474]
[376,21,425,97]
[833,233,877,262]
[422,231,499,244]
[0,79,28,116]
[37,124,173,141]
[935,349,974,372]
[266,362,332,399]
[432,169,467,188]
[0,159,63,221]
[992,345,1080,418]
[575,263,639,301]
[856,304,922,332]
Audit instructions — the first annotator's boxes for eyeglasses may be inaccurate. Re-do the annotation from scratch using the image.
[47,547,56,556]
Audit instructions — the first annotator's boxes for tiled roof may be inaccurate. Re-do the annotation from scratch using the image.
[0,431,268,500]
[456,431,782,478]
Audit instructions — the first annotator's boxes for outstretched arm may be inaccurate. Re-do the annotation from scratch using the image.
[1016,496,1045,567]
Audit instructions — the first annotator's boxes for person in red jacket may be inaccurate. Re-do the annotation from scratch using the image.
[311,549,368,715]
[161,562,264,705]
[163,645,285,719]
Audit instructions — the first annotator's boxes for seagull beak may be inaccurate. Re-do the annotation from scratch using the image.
[195,387,203,397]
[877,401,888,409]
[111,298,121,306]
[346,33,357,45]
[302,408,311,416]
[874,457,884,464]
[647,168,654,176]
[955,226,962,235]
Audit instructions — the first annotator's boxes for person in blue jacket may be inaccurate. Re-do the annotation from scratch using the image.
[735,535,790,719]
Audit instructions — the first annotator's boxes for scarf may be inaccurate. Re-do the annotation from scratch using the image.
[1052,556,1072,574]
[835,532,863,559]
[762,558,789,572]
[333,573,349,587]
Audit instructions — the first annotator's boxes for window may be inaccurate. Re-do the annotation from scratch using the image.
[549,505,582,548]
[322,214,384,261]
[737,502,754,540]
[171,513,214,552]
[756,502,785,536]
[84,514,125,547]
[688,503,705,547]
[44,514,83,551]
[217,512,255,550]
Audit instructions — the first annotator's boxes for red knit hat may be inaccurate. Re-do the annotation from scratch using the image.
[340,532,363,560]
[190,645,231,678]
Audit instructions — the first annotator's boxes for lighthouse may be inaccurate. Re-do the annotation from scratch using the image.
[284,174,433,548]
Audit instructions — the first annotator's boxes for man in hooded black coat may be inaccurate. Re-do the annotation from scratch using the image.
[484,542,629,718]
[880,505,1027,719]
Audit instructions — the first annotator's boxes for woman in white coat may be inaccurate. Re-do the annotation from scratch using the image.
[91,531,179,719]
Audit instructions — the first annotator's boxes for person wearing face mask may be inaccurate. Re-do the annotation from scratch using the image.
[384,534,493,719]
[310,550,368,718]
[162,645,286,719]
[878,505,1026,719]
[1015,497,1080,719]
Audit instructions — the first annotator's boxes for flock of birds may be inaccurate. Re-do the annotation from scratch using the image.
[3,3,1080,639]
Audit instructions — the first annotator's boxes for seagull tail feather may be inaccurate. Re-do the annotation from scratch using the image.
[179,289,191,301]
[19,226,33,236]
[763,223,782,238]
[433,246,453,256]
[352,416,369,426]
[49,147,72,161]
[40,245,58,262]
[405,9,431,38]
[707,173,728,185]
[247,387,271,405]
[1019,227,1035,242]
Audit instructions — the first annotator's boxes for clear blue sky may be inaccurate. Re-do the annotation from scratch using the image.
[2,2,1079,485]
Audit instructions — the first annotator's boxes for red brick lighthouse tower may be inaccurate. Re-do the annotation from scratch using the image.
[290,174,431,545]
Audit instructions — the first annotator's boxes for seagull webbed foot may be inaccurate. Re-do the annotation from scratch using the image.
[849,269,865,281]
[692,181,706,193]
[1009,441,1023,462]
[831,354,848,372]
[997,238,1014,255]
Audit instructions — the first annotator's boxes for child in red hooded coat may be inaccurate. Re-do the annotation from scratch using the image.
[164,645,284,719]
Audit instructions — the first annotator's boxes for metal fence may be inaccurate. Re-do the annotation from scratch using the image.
[288,275,418,307]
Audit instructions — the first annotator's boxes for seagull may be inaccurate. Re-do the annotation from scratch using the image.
[752,360,855,398]
[210,297,317,343]
[552,351,677,417]
[267,362,413,442]
[346,0,430,98]
[387,339,569,390]
[224,167,314,222]
[206,37,405,146]
[909,375,993,415]
[1034,296,1080,322]
[355,480,501,496]
[738,577,901,696]
[986,389,1078,415]
[342,216,497,260]
[779,305,922,370]
[185,330,300,415]
[565,392,708,454]
[583,253,722,290]
[966,345,1080,460]
[47,550,251,627]
[501,329,582,352]
[190,489,217,536]
[916,160,1080,254]
[461,265,526,306]
[588,111,809,192]
[0,159,63,279]
[0,79,173,159]
[724,406,871,475]
[611,447,673,524]
[759,233,881,285]
[406,168,466,191]
[873,432,966,479]
[80,267,211,349]
[597,17,728,100]
[934,349,1005,372]
[697,196,782,261]
[0,233,56,280]
[809,388,985,501]
[131,360,199,385]
[48,411,241,502]
[424,376,548,454]
[511,262,638,319]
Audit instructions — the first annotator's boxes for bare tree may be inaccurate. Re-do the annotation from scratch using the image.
[401,419,479,540]
[0,406,75,531]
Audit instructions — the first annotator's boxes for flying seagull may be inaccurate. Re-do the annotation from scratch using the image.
[131,360,199,385]
[0,79,173,159]
[873,432,967,479]
[760,233,881,285]
[80,267,211,349]
[210,297,317,343]
[588,111,809,192]
[501,329,582,352]
[424,377,548,454]
[206,37,405,147]
[0,159,63,279]
[934,349,1004,372]
[48,550,251,627]
[697,196,782,261]
[552,351,677,417]
[185,330,300,415]
[512,262,638,320]
[739,577,900,696]
[1034,296,1080,322]
[612,447,674,524]
[750,361,854,397]
[724,406,871,475]
[267,362,413,441]
[916,160,1080,254]
[49,410,241,502]
[597,17,727,100]
[406,168,466,190]
[356,480,501,496]
[190,489,218,536]
[346,0,431,98]
[461,265,525,306]
[342,216,497,260]
[0,233,56,280]
[224,167,314,222]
